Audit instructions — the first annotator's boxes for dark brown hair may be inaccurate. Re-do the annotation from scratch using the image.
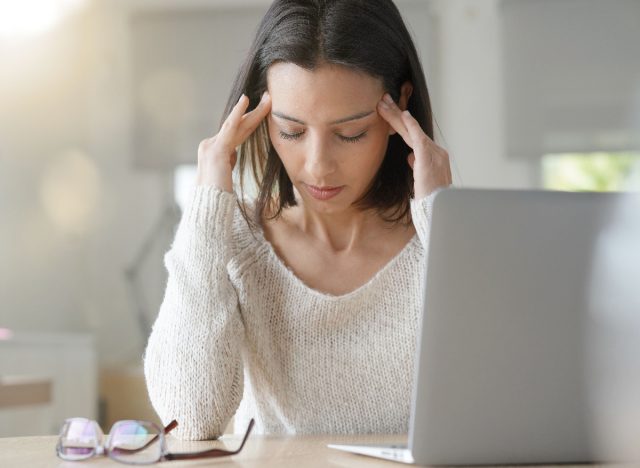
[222,0,433,225]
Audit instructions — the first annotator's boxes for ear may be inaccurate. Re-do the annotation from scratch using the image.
[388,81,414,135]
[398,81,413,111]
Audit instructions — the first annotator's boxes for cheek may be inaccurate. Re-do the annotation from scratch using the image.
[362,125,391,163]
[342,133,389,183]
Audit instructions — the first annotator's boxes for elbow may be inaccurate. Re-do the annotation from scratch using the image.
[143,356,243,442]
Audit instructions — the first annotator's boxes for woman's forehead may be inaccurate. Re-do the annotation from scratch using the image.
[267,62,382,91]
[267,62,384,122]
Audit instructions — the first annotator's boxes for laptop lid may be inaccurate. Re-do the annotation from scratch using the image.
[409,188,640,465]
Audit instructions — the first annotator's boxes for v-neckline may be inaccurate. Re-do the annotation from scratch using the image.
[255,227,420,300]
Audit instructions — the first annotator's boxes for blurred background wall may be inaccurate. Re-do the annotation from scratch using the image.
[0,0,638,436]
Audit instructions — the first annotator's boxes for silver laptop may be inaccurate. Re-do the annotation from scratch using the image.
[329,188,640,465]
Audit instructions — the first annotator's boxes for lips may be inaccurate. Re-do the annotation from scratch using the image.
[304,184,344,201]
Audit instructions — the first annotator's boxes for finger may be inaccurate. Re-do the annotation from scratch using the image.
[400,110,434,145]
[228,94,250,125]
[400,110,436,164]
[239,92,272,140]
[217,94,250,148]
[377,94,412,145]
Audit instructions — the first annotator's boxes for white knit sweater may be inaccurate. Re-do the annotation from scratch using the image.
[143,186,436,440]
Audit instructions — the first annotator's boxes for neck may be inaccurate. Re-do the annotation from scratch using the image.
[296,202,386,253]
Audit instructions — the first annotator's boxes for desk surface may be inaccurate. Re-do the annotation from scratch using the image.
[0,433,600,468]
[0,433,405,467]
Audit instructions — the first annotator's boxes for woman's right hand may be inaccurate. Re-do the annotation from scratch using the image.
[196,92,272,192]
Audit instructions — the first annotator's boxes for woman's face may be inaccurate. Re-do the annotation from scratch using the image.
[266,62,392,215]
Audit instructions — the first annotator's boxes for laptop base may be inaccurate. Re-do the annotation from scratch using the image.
[327,443,414,464]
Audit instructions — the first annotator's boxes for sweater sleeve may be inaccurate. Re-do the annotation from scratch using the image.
[410,189,440,250]
[143,186,244,440]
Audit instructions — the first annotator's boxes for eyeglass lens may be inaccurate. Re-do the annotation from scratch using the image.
[57,418,102,461]
[108,420,164,464]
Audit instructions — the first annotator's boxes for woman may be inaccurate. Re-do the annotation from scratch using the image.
[144,0,452,440]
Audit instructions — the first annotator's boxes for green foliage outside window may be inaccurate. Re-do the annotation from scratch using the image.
[542,152,640,192]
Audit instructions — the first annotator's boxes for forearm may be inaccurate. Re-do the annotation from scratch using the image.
[144,187,244,440]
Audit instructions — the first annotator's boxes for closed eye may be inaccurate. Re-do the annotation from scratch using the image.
[278,130,367,143]
[339,131,367,143]
[279,130,304,140]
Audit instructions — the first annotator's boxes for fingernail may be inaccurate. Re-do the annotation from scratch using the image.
[237,94,246,104]
[378,99,389,109]
[261,91,270,101]
[403,110,411,117]
[383,94,394,105]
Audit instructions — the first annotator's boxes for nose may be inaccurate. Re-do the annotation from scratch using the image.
[304,132,337,181]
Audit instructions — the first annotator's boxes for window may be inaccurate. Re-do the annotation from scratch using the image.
[174,164,198,212]
[542,152,640,192]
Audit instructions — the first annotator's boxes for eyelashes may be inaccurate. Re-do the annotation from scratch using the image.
[339,133,367,144]
[278,130,367,144]
[278,130,304,141]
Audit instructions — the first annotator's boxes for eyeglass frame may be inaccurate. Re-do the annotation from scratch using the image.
[56,416,255,464]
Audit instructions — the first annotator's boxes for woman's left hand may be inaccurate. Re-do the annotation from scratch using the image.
[378,93,452,199]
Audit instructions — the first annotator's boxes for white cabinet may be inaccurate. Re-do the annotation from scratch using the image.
[0,332,97,436]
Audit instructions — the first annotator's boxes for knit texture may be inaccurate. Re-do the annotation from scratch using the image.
[144,186,436,440]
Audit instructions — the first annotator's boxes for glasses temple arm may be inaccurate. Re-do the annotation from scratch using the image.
[163,420,179,434]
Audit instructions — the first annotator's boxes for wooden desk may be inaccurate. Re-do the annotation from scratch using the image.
[0,432,600,468]
[0,433,409,467]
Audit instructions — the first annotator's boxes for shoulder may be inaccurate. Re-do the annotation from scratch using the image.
[228,196,297,266]
[226,198,294,283]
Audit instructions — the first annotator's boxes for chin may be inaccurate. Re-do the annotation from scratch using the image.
[293,184,363,214]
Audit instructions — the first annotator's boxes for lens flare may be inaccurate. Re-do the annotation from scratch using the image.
[0,0,85,39]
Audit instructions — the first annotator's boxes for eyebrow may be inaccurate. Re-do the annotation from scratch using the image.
[271,110,374,125]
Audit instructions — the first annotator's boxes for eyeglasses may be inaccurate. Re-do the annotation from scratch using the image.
[56,417,255,464]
